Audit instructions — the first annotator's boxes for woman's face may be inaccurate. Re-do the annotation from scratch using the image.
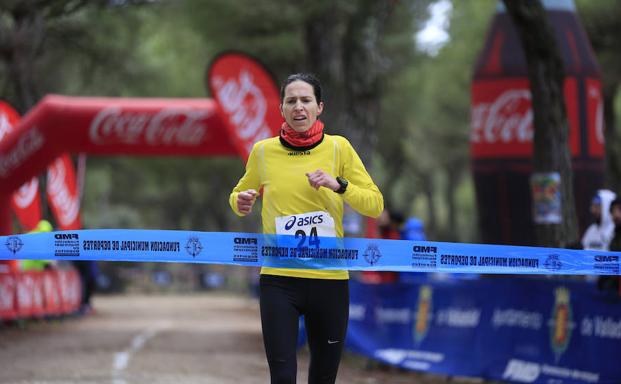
[280,80,324,132]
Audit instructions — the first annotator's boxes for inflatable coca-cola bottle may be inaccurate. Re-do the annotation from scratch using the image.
[471,0,603,245]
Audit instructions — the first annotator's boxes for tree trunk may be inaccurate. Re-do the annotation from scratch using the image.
[503,0,578,247]
[3,7,45,112]
[305,1,396,164]
[421,173,437,239]
[603,83,620,192]
[445,168,458,241]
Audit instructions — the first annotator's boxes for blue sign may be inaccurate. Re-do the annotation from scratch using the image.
[346,276,621,383]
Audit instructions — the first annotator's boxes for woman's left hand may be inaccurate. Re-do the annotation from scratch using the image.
[305,169,340,191]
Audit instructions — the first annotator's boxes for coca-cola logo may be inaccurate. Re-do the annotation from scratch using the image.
[17,275,34,308]
[471,90,533,144]
[0,276,15,310]
[89,107,211,146]
[13,177,39,209]
[0,128,44,177]
[212,70,272,143]
[47,157,79,226]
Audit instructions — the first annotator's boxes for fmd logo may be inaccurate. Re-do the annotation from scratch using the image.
[5,236,23,255]
[54,233,79,240]
[413,245,437,253]
[502,359,540,383]
[595,255,619,262]
[234,237,257,245]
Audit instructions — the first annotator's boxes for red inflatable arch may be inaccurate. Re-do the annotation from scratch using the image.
[0,52,282,235]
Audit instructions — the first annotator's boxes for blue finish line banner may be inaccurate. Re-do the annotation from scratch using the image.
[1,229,620,275]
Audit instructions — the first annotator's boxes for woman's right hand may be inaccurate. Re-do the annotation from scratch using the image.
[237,189,258,215]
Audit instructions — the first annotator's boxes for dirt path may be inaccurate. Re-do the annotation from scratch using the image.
[0,294,452,384]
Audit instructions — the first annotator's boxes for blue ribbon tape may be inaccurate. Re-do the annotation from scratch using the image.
[1,230,620,275]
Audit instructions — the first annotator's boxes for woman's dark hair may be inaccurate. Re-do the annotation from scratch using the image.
[280,73,322,103]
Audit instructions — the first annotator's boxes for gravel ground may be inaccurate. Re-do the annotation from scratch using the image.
[0,294,474,384]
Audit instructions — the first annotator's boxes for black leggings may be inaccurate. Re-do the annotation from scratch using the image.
[259,275,349,384]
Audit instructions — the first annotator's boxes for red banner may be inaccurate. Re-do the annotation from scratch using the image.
[207,52,282,159]
[0,273,16,319]
[0,96,236,196]
[58,269,81,313]
[42,271,62,315]
[586,78,605,157]
[0,101,42,231]
[47,154,81,230]
[470,77,593,159]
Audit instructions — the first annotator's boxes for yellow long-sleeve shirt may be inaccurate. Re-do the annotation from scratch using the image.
[229,134,384,280]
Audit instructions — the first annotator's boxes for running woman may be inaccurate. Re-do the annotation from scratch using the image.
[230,73,383,384]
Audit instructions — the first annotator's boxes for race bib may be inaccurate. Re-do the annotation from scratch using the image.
[275,211,336,249]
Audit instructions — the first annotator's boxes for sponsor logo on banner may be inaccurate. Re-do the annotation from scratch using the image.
[54,232,80,257]
[5,236,23,254]
[413,246,437,253]
[207,52,282,159]
[492,308,543,330]
[503,359,541,383]
[234,237,257,245]
[212,70,270,144]
[185,236,203,258]
[47,155,80,229]
[471,79,580,158]
[54,233,79,240]
[0,102,43,230]
[363,244,382,265]
[413,285,433,345]
[502,359,599,383]
[0,128,44,177]
[593,254,620,274]
[13,178,39,209]
[544,254,562,271]
[436,307,481,328]
[412,245,438,269]
[549,287,574,361]
[89,107,210,146]
[471,89,533,146]
[233,236,258,263]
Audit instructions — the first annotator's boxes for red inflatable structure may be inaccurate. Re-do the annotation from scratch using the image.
[0,52,282,236]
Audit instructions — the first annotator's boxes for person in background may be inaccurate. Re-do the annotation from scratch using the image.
[20,220,54,271]
[599,198,621,295]
[378,208,404,240]
[581,189,616,251]
[71,257,99,315]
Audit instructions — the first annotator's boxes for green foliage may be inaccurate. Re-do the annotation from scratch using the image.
[379,0,495,241]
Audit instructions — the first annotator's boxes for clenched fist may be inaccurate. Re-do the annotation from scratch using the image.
[305,170,339,191]
[237,189,258,215]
